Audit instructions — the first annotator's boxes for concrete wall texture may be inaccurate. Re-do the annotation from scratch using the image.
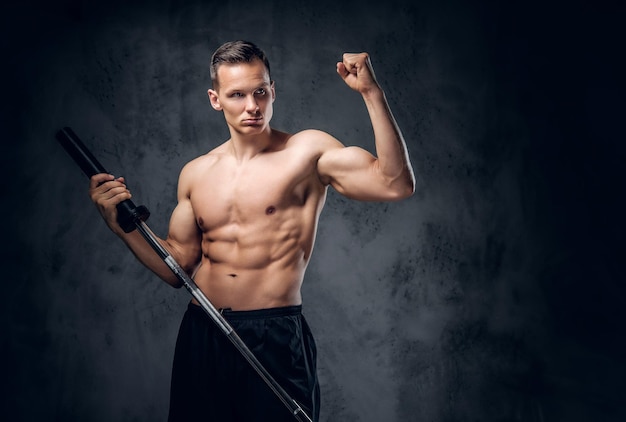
[2,0,625,421]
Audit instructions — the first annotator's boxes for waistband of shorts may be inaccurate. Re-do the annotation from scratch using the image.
[187,302,302,320]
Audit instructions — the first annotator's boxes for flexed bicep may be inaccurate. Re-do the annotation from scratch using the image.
[318,145,406,201]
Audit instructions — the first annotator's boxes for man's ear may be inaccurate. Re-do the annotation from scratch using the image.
[270,81,276,103]
[207,89,222,110]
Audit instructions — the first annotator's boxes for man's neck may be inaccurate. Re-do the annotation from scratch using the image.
[228,127,278,162]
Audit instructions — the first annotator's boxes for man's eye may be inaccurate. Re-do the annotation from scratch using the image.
[255,89,266,96]
[232,92,244,97]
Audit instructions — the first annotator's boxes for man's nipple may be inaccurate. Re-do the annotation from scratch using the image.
[265,206,276,215]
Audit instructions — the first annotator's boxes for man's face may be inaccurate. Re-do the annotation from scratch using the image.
[208,59,275,135]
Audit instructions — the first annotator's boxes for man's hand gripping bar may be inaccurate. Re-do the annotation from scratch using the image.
[56,127,150,233]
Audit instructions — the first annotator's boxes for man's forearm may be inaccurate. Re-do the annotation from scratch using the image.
[115,229,184,288]
[363,88,415,195]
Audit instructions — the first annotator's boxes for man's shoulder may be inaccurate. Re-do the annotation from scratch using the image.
[179,146,227,181]
[287,129,344,152]
[289,128,331,141]
[184,152,218,170]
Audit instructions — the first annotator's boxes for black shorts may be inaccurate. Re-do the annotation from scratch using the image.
[168,303,320,421]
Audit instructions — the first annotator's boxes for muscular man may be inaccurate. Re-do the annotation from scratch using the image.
[90,41,414,421]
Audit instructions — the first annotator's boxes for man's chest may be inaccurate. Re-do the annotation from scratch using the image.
[189,155,318,228]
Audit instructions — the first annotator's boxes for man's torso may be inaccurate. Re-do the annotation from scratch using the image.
[185,130,329,310]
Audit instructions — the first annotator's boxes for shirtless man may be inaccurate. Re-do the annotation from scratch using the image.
[90,41,414,421]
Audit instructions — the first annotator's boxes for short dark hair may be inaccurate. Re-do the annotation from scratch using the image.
[210,40,271,87]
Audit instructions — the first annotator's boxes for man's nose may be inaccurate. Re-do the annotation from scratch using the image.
[245,96,259,112]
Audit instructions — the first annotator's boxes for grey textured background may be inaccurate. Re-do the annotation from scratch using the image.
[2,0,625,421]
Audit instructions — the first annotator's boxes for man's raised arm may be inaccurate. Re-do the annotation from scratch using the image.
[317,52,415,201]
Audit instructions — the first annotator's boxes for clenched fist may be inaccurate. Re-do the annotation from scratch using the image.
[336,52,381,95]
[89,173,132,233]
